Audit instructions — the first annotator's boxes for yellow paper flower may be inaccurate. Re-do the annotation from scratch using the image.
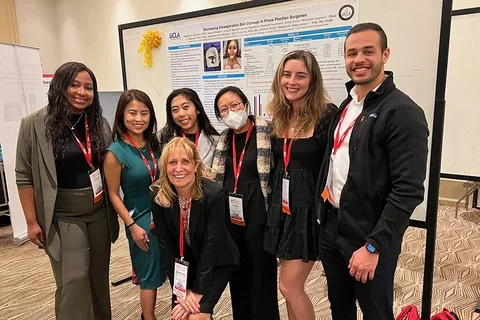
[138,29,162,68]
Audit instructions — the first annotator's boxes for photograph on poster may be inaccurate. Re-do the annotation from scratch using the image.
[203,42,221,72]
[223,39,242,70]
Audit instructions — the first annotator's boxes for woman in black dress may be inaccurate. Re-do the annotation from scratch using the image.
[212,86,279,320]
[263,50,337,320]
[151,138,239,320]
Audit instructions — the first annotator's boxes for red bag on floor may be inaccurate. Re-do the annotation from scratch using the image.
[430,308,458,320]
[396,305,421,320]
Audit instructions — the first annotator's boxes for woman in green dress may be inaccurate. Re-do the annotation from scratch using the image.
[104,89,165,320]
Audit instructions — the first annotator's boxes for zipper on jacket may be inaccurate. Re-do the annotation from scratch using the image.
[352,114,366,151]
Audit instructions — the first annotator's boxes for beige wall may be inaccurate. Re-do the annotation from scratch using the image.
[0,0,19,44]
[14,0,61,73]
[55,0,248,91]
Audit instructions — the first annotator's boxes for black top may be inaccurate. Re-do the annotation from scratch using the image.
[185,132,196,144]
[316,71,429,252]
[151,179,240,295]
[223,127,267,233]
[54,114,99,189]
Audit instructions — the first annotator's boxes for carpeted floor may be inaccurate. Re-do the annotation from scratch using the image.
[0,205,479,319]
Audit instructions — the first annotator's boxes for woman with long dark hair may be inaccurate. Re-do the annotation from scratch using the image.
[104,89,165,320]
[159,88,219,167]
[15,61,119,319]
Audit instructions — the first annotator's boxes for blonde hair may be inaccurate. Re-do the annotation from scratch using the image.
[268,50,330,137]
[154,137,213,208]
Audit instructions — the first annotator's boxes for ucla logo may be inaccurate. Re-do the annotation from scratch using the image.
[169,32,181,39]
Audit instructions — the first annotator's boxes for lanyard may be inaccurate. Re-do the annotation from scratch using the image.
[231,122,254,193]
[179,198,192,258]
[124,132,158,183]
[182,130,200,148]
[283,129,294,175]
[65,114,93,168]
[333,102,359,156]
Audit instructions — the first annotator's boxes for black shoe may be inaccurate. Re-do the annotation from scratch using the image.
[141,314,144,320]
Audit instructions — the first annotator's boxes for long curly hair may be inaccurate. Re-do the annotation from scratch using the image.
[112,89,160,152]
[159,88,219,146]
[268,50,330,137]
[154,137,213,208]
[45,62,107,161]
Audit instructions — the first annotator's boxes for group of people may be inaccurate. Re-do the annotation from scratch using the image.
[15,22,428,320]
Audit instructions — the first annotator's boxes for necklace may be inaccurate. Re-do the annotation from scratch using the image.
[70,113,84,130]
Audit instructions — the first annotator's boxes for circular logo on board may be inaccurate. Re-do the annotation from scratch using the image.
[339,5,355,21]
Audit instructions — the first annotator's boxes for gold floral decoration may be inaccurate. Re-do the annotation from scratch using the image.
[138,29,162,68]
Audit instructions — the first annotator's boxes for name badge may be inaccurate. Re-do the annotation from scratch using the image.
[229,193,245,226]
[173,258,189,300]
[282,175,291,215]
[88,167,104,203]
[322,158,334,203]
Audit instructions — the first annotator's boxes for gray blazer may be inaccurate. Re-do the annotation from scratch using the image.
[15,107,119,261]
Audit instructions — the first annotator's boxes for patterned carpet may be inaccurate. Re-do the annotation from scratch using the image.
[0,205,479,320]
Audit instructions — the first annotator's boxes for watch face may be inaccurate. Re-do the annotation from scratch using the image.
[366,243,376,253]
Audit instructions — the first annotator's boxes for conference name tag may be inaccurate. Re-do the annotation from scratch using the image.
[173,258,189,300]
[88,167,104,203]
[229,193,245,226]
[282,176,291,215]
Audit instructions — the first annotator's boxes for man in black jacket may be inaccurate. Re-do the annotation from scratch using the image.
[316,22,429,320]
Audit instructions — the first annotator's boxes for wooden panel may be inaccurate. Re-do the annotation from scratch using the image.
[0,0,19,44]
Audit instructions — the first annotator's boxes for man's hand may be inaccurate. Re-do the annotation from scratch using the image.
[348,245,379,283]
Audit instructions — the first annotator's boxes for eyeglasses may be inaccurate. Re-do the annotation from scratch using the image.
[219,101,244,117]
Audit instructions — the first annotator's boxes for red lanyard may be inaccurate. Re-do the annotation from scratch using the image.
[283,129,294,174]
[231,122,254,193]
[179,198,192,258]
[182,130,200,148]
[333,102,358,156]
[65,114,93,168]
[124,132,157,183]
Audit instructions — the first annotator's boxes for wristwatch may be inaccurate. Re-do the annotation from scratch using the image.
[365,243,378,254]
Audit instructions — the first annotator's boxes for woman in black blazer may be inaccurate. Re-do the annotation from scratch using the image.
[151,137,239,320]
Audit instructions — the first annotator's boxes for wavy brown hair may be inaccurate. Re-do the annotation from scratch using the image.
[154,137,213,208]
[268,50,329,137]
[45,62,107,161]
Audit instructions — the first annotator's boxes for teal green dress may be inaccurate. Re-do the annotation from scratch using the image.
[107,139,165,290]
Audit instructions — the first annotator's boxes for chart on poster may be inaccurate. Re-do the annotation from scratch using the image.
[165,1,357,129]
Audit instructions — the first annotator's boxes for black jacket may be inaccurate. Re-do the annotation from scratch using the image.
[315,71,429,252]
[151,179,240,294]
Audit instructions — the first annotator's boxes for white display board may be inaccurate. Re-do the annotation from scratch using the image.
[0,43,45,243]
[441,12,480,179]
[120,0,443,222]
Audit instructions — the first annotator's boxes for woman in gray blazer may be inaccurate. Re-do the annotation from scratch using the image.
[15,62,119,320]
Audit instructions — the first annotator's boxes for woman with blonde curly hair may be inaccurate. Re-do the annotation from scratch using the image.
[263,50,337,320]
[151,137,239,320]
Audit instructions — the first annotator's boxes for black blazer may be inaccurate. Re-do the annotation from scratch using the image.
[151,179,239,295]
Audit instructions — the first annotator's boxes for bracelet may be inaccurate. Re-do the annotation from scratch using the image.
[127,221,136,229]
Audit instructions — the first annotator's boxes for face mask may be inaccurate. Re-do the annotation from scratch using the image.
[222,109,248,130]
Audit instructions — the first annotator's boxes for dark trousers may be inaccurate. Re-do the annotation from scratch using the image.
[318,209,401,320]
[229,226,280,320]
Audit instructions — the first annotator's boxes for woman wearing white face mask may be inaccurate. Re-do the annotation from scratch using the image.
[212,86,280,320]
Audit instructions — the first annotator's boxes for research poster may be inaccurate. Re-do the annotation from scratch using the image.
[166,0,358,130]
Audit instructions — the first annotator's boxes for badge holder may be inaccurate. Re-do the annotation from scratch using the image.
[173,258,189,300]
[88,166,104,203]
[229,192,246,226]
[282,174,291,215]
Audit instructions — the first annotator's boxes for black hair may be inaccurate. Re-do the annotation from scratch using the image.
[112,89,160,151]
[45,61,107,161]
[345,22,388,52]
[159,88,219,145]
[213,86,250,120]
